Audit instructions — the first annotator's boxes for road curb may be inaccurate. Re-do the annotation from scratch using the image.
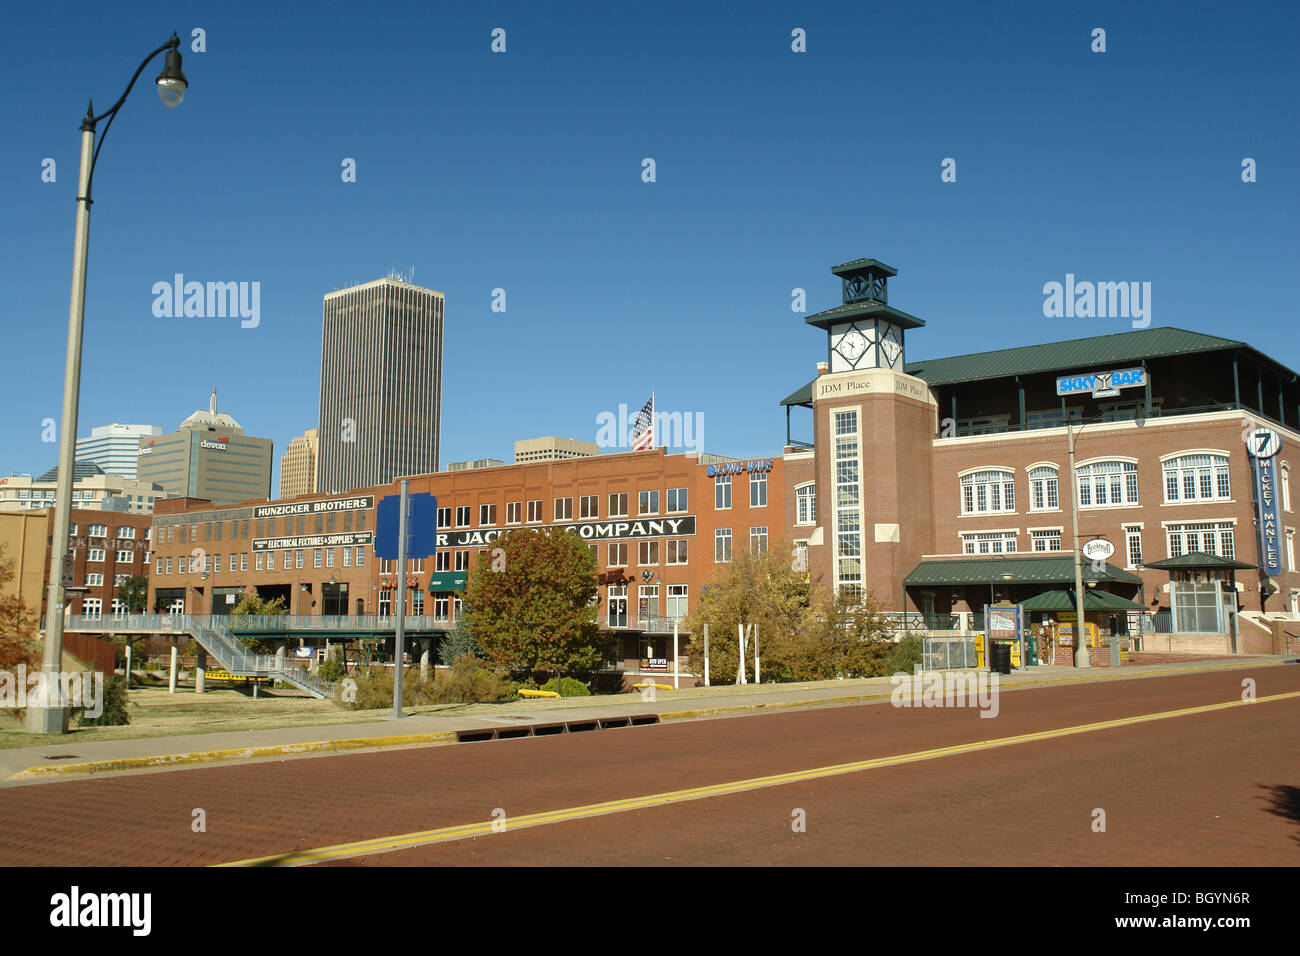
[13,731,459,779]
[11,658,1281,778]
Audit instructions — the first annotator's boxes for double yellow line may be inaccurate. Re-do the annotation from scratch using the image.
[218,689,1300,867]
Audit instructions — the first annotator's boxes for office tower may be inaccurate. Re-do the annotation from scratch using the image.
[75,423,162,479]
[280,428,318,498]
[514,436,599,464]
[316,276,445,493]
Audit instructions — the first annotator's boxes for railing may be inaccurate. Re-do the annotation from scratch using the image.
[223,614,447,632]
[887,612,961,633]
[641,616,687,634]
[936,402,1250,439]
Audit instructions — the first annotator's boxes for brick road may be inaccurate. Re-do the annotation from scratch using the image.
[1,666,1297,866]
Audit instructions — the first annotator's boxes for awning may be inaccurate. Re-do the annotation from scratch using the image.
[427,572,468,592]
[1142,552,1256,571]
[1019,589,1146,612]
[905,555,1142,587]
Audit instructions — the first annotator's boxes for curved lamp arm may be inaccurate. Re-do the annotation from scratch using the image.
[82,32,186,205]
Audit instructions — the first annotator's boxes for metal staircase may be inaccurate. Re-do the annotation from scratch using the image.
[64,614,338,699]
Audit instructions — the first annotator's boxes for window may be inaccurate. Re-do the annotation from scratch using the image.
[793,540,809,572]
[527,499,543,523]
[796,484,816,524]
[1125,526,1143,568]
[156,557,164,575]
[506,501,522,524]
[326,548,335,567]
[434,596,451,622]
[240,553,248,571]
[456,505,471,526]
[1163,453,1231,502]
[314,549,323,568]
[667,488,688,513]
[480,503,497,526]
[1028,466,1059,511]
[608,585,628,628]
[68,523,77,534]
[437,506,451,529]
[750,526,769,555]
[609,542,627,567]
[667,584,688,620]
[960,470,1016,515]
[85,573,104,587]
[580,494,598,519]
[715,528,733,563]
[1077,460,1139,507]
[961,532,1018,554]
[638,540,660,565]
[256,552,264,571]
[410,590,424,616]
[750,472,768,507]
[436,550,450,571]
[266,551,276,570]
[88,524,107,537]
[714,475,732,509]
[88,548,105,562]
[1166,522,1235,559]
[638,490,659,515]
[1030,530,1063,552]
[378,589,392,616]
[1286,528,1296,572]
[83,597,102,618]
[834,409,863,599]
[1281,464,1292,512]
[115,550,133,562]
[554,497,573,520]
[355,547,365,567]
[667,539,689,565]
[295,550,304,569]
[638,585,659,623]
[113,573,129,587]
[455,550,470,571]
[608,493,629,517]
[213,554,222,573]
[117,526,136,539]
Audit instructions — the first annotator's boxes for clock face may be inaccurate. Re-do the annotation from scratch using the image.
[838,329,868,364]
[879,327,902,366]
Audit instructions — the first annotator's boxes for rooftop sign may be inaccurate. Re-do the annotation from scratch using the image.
[1055,367,1146,398]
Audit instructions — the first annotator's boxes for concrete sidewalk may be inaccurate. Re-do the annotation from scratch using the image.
[2,655,1289,786]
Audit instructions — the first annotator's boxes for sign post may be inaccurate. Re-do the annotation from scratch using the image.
[392,480,409,719]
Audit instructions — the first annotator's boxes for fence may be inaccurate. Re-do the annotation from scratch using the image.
[922,635,979,670]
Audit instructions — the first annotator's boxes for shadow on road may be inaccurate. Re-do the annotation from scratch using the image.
[1259,783,1300,844]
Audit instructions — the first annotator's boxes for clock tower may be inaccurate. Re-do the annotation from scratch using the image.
[802,259,937,611]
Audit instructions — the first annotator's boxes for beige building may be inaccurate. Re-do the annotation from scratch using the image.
[446,458,505,472]
[137,389,273,506]
[280,429,318,498]
[0,510,50,621]
[514,436,599,464]
[0,463,163,515]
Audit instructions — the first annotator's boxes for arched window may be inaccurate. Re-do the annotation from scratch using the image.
[1028,466,1059,511]
[1282,463,1292,512]
[960,469,1015,515]
[1077,460,1139,507]
[1162,453,1230,502]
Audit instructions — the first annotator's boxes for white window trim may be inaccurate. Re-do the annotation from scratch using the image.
[957,465,1015,480]
[1023,461,1060,473]
[1157,448,1231,463]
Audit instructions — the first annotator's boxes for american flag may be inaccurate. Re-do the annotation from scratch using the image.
[631,393,654,450]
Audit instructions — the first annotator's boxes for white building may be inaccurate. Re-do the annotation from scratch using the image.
[0,462,164,515]
[75,423,162,479]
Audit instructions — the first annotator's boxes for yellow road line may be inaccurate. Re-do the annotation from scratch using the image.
[217,688,1300,867]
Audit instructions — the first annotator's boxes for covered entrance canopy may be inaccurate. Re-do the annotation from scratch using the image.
[1142,552,1254,643]
[1019,589,1145,613]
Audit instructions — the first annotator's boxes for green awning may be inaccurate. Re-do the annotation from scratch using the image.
[427,572,467,592]
[904,555,1141,587]
[1142,552,1256,571]
[1019,589,1145,612]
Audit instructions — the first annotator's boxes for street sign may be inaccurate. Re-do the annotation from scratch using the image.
[375,492,438,559]
[1055,367,1146,398]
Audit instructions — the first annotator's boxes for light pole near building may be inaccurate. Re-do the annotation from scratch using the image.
[28,33,188,734]
[1067,418,1090,667]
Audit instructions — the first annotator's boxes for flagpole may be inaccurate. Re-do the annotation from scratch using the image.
[650,388,655,449]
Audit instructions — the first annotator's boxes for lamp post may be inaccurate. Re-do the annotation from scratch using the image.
[27,34,188,734]
[1067,417,1091,668]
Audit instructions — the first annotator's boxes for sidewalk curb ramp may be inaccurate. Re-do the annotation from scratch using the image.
[11,658,1282,779]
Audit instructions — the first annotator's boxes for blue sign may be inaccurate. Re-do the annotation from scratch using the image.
[1055,367,1146,397]
[1248,429,1284,577]
[375,492,438,560]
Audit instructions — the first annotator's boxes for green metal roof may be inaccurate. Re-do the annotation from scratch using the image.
[780,326,1253,406]
[1019,589,1146,612]
[1142,552,1256,571]
[804,301,927,332]
[831,258,897,278]
[904,556,1141,587]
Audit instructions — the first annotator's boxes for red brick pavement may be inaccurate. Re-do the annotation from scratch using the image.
[1,666,1296,866]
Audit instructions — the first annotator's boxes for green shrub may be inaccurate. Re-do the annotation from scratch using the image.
[540,676,590,697]
[77,676,130,727]
[317,657,345,682]
[884,633,923,675]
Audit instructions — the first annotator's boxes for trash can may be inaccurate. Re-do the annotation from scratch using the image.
[991,641,1012,675]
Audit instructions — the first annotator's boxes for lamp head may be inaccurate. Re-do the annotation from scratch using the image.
[155,34,187,108]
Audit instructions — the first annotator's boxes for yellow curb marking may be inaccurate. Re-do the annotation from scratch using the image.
[217,688,1300,867]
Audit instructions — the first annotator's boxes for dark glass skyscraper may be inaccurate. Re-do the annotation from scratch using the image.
[316,277,444,494]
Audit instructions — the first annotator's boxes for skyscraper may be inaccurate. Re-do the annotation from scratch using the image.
[75,423,161,479]
[316,276,445,493]
[137,388,273,506]
[279,428,318,498]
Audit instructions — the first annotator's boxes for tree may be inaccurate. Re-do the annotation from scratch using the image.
[438,616,483,666]
[1,545,42,718]
[229,590,287,653]
[463,527,603,678]
[684,537,814,683]
[115,574,149,613]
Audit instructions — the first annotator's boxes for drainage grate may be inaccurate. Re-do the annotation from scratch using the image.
[453,714,660,744]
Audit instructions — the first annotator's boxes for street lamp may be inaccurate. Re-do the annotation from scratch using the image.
[28,33,189,734]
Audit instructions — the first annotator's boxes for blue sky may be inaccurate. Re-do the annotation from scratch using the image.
[1,0,1296,489]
